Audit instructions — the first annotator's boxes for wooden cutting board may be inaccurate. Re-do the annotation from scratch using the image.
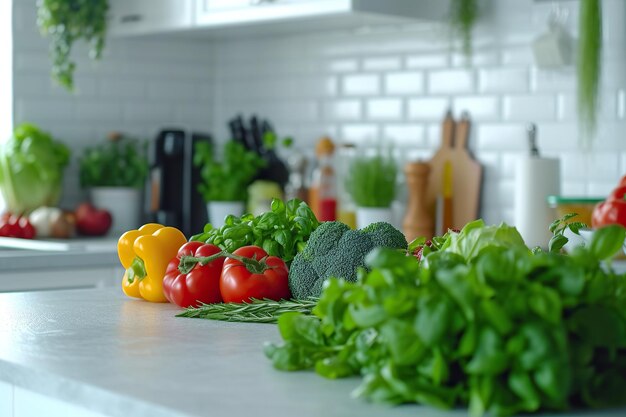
[426,111,482,233]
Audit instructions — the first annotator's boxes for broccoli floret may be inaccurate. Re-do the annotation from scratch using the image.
[288,222,405,299]
[361,221,408,250]
[288,254,319,299]
[300,221,350,260]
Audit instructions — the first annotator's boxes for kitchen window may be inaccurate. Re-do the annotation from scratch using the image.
[0,0,12,143]
[0,0,11,212]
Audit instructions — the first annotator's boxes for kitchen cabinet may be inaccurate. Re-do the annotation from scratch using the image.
[108,0,195,37]
[0,241,121,293]
[109,0,450,38]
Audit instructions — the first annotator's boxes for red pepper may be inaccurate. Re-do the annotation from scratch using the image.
[178,245,291,304]
[592,185,626,228]
[163,241,225,308]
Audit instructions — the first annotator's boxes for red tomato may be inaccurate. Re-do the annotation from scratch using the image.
[163,241,225,308]
[592,185,626,228]
[220,245,291,303]
[0,216,23,238]
[18,217,36,239]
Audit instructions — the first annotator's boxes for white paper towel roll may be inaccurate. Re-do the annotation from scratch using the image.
[514,157,560,249]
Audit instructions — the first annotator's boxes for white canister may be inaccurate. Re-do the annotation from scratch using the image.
[207,201,245,229]
[356,207,393,229]
[90,187,142,235]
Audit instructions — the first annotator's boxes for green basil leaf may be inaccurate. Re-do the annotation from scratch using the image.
[589,225,626,260]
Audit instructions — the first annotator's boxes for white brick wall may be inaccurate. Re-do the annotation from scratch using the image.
[11,0,626,226]
[11,1,214,209]
[210,0,626,225]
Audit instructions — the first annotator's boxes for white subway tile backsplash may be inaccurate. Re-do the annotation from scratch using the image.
[561,182,587,196]
[503,95,557,122]
[15,99,74,122]
[408,98,450,121]
[589,181,620,196]
[75,100,122,122]
[406,54,448,69]
[147,81,199,101]
[385,72,424,95]
[586,153,620,180]
[476,124,527,151]
[501,46,535,65]
[323,100,362,121]
[479,68,529,93]
[531,68,576,92]
[366,99,403,120]
[382,124,425,148]
[560,153,590,181]
[342,74,380,95]
[453,96,500,121]
[428,69,475,94]
[123,102,175,123]
[362,57,402,71]
[451,51,499,67]
[326,59,359,73]
[341,124,380,143]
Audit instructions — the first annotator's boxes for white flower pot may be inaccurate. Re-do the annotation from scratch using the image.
[90,187,141,235]
[207,201,245,229]
[356,207,393,229]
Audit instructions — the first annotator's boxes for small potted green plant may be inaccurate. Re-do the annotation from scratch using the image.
[345,148,398,229]
[78,133,149,234]
[194,140,265,228]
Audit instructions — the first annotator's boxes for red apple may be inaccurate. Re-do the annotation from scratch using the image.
[75,202,112,236]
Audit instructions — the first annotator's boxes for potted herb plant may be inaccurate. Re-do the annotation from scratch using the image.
[78,133,149,234]
[193,140,265,228]
[345,149,398,229]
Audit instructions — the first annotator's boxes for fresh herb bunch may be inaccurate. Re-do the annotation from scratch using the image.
[450,0,478,59]
[578,0,602,147]
[178,298,318,323]
[37,0,109,90]
[548,213,587,253]
[345,149,397,208]
[194,140,266,202]
[265,221,626,416]
[191,198,319,264]
[79,134,149,188]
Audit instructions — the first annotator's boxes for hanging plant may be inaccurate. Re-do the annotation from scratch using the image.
[577,0,602,147]
[37,0,109,91]
[450,0,478,59]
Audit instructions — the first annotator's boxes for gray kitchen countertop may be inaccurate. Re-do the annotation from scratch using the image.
[0,288,625,417]
[0,238,119,271]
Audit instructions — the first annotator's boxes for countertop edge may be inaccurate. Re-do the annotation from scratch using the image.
[0,358,189,417]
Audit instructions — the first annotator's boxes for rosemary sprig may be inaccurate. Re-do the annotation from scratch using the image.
[177,298,319,323]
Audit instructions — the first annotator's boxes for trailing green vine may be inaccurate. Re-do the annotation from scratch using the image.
[37,0,109,91]
[577,0,602,148]
[450,0,478,59]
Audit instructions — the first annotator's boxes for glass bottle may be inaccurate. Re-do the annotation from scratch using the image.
[336,143,357,229]
[309,137,336,222]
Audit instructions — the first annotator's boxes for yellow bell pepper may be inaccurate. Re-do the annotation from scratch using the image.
[118,223,187,302]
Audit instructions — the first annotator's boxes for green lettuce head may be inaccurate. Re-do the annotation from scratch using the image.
[0,123,70,213]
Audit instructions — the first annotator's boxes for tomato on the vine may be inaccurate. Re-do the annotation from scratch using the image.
[163,241,225,308]
[220,245,290,303]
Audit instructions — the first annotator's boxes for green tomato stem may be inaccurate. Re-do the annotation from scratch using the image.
[178,251,270,275]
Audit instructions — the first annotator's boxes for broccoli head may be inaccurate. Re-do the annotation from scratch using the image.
[361,221,408,250]
[288,221,406,299]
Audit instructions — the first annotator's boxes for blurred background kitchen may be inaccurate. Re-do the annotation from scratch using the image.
[0,0,624,291]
